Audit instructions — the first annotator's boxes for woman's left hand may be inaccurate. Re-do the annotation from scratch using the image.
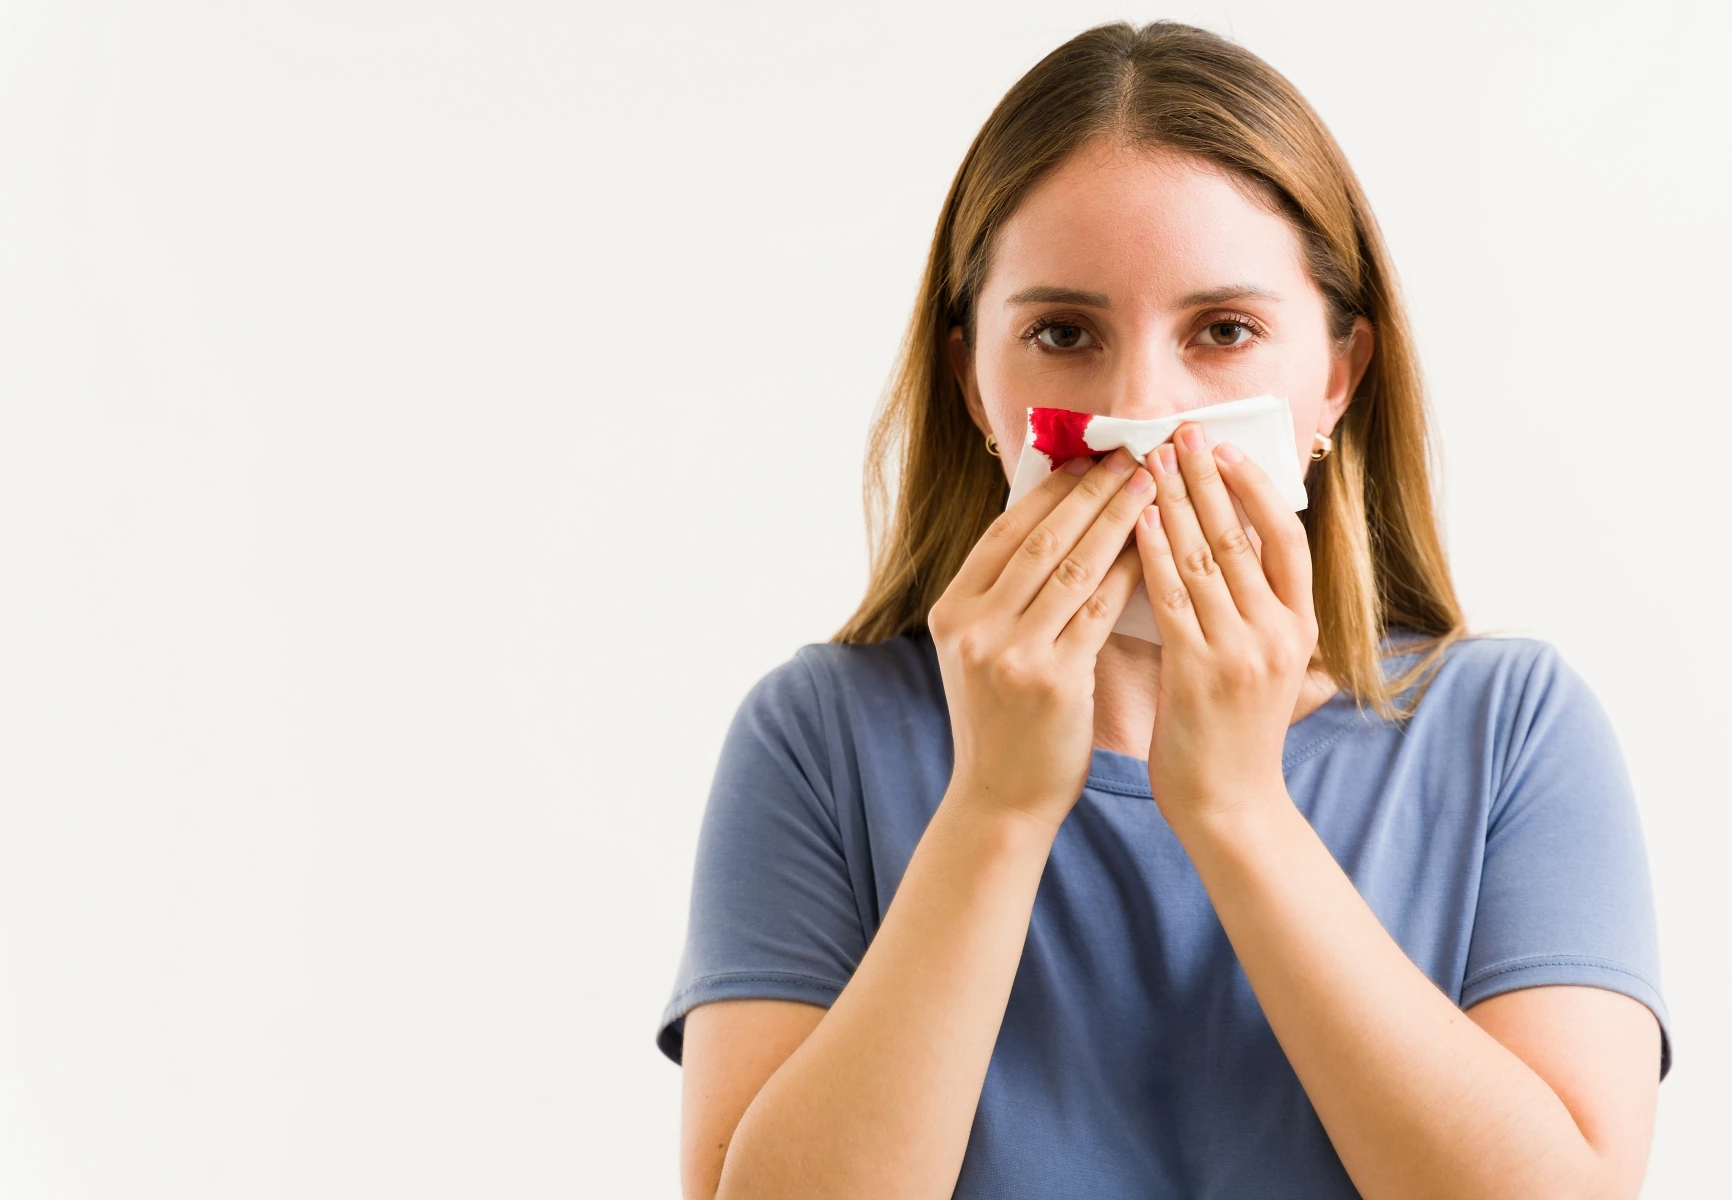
[1134,419,1319,831]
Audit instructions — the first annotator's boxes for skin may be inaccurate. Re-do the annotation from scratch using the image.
[679,139,1662,1200]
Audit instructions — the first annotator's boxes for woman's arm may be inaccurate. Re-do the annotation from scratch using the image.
[680,999,823,1200]
[1136,423,1658,1200]
[699,791,1055,1200]
[1175,794,1658,1200]
[683,449,1155,1200]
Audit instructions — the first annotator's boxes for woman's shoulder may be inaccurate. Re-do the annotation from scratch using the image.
[1381,628,1579,716]
[721,632,954,823]
[735,630,947,742]
[795,629,945,698]
[1382,629,1624,795]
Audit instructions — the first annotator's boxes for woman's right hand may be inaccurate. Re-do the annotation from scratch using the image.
[927,447,1153,832]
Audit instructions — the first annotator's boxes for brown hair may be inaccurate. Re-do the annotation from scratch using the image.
[834,20,1466,722]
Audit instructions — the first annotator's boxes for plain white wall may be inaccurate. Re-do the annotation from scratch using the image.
[1,1,1726,1196]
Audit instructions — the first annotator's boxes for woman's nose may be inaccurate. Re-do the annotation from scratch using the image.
[1099,349,1204,422]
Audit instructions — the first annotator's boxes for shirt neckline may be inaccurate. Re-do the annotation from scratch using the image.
[905,627,1428,800]
[1084,688,1376,798]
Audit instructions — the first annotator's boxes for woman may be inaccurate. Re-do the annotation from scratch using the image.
[657,21,1669,1200]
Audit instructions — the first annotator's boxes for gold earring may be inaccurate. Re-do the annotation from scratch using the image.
[1310,432,1333,461]
[984,432,1001,458]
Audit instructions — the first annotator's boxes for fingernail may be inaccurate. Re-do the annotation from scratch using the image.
[1156,444,1178,475]
[1105,447,1133,473]
[1180,424,1206,453]
[1140,505,1161,532]
[1126,468,1152,495]
[1215,441,1245,465]
[1064,455,1093,476]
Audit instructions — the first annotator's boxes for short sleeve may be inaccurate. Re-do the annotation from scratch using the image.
[1460,643,1672,1078]
[655,652,869,1065]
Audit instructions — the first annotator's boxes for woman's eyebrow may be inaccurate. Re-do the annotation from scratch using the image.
[1176,284,1283,307]
[1004,285,1111,308]
[1002,283,1284,309]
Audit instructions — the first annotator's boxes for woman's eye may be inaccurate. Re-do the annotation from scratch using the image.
[1034,323,1094,350]
[1197,320,1254,347]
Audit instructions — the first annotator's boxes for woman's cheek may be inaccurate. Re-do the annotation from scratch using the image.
[1193,345,1288,399]
[991,355,1104,415]
[979,361,1060,441]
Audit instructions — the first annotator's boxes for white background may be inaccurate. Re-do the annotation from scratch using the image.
[1,1,1727,1196]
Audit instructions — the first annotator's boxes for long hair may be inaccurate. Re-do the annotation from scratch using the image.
[834,20,1466,722]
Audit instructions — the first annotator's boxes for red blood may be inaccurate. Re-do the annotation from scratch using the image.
[1028,408,1100,464]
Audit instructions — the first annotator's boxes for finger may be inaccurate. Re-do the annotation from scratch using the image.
[989,448,1140,613]
[1171,423,1285,625]
[1229,490,1263,560]
[1208,442,1315,619]
[1056,542,1144,660]
[1022,464,1155,640]
[1148,439,1241,641]
[947,453,1094,598]
[1132,501,1203,649]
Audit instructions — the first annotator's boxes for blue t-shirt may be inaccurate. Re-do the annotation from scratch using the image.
[657,630,1670,1198]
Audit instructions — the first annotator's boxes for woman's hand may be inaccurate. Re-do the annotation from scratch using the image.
[696,447,1154,1200]
[928,448,1152,832]
[1133,420,1319,830]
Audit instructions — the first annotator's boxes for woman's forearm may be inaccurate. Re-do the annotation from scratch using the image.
[714,787,1055,1200]
[1174,794,1603,1200]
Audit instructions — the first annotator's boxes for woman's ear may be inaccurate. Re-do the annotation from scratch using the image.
[947,326,993,438]
[1321,315,1375,432]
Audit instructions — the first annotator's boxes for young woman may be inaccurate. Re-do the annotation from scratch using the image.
[657,21,1669,1200]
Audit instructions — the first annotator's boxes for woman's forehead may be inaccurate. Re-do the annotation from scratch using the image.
[982,143,1311,311]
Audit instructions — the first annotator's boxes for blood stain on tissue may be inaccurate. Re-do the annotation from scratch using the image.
[1029,408,1100,464]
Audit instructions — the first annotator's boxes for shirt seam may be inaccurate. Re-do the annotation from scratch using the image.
[1086,777,1153,798]
[1491,640,1553,811]
[1084,717,1365,798]
[1282,720,1361,770]
[665,969,847,1008]
[1461,953,1661,995]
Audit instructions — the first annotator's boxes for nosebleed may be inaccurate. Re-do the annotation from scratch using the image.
[1002,395,1308,644]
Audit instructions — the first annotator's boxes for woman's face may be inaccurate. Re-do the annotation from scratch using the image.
[950,139,1373,484]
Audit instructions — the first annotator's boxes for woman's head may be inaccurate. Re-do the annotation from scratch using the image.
[950,138,1374,488]
[837,21,1464,719]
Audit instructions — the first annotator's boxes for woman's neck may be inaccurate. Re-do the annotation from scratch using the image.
[1090,632,1341,759]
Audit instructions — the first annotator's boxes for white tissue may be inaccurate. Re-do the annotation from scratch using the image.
[1003,395,1308,644]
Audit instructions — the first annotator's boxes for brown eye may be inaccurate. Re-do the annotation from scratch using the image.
[1200,321,1252,347]
[1035,323,1092,349]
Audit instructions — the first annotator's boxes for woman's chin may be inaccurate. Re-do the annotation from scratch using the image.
[1102,631,1162,662]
